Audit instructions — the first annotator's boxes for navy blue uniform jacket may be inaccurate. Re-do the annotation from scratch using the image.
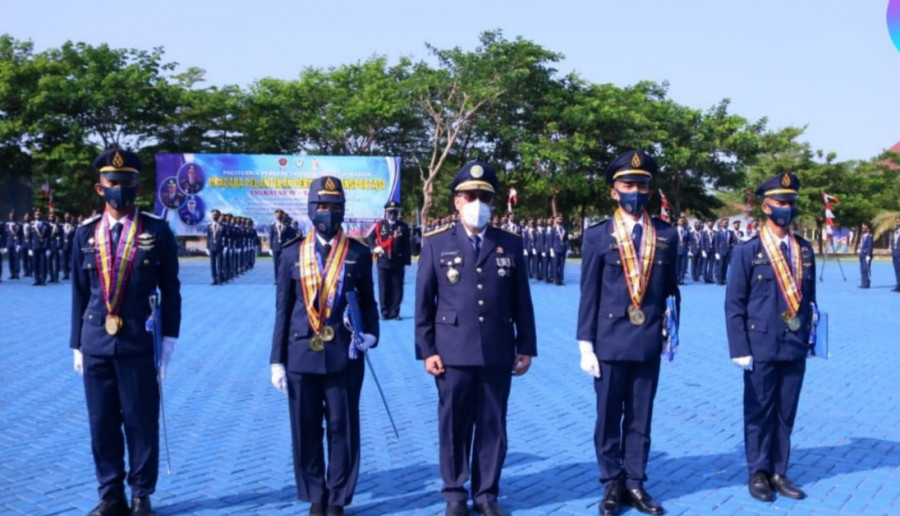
[725,234,816,361]
[270,236,380,374]
[70,213,182,355]
[415,222,537,367]
[576,218,680,361]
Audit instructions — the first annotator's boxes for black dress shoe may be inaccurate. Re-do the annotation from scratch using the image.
[445,500,468,516]
[326,505,344,515]
[473,501,505,516]
[131,496,155,516]
[308,502,325,516]
[88,491,130,516]
[600,479,623,516]
[748,471,774,502]
[768,474,806,499]
[623,488,664,515]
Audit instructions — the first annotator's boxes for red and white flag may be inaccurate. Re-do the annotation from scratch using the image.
[507,187,518,214]
[822,192,840,237]
[39,176,51,197]
[658,190,671,222]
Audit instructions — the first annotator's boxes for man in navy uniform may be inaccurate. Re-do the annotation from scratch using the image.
[270,176,379,516]
[47,212,62,283]
[725,171,815,503]
[415,161,537,516]
[702,219,715,283]
[269,209,298,284]
[368,200,412,320]
[522,219,536,279]
[714,218,733,285]
[858,223,873,288]
[549,215,568,285]
[22,212,33,277]
[675,216,689,285]
[5,211,22,279]
[576,150,679,516]
[71,148,182,516]
[891,217,900,292]
[689,220,702,283]
[29,208,51,286]
[63,212,76,280]
[206,209,225,284]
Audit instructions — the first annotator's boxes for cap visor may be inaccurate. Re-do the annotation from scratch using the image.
[101,171,139,182]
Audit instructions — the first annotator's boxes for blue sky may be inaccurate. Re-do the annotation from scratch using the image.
[3,0,898,161]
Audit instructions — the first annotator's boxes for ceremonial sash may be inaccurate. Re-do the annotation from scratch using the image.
[759,226,803,316]
[374,220,394,257]
[93,209,143,320]
[298,230,350,334]
[613,210,657,309]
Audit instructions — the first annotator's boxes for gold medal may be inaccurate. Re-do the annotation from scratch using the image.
[627,305,646,326]
[105,315,123,336]
[447,267,460,284]
[782,310,800,331]
[320,325,335,342]
[309,335,324,352]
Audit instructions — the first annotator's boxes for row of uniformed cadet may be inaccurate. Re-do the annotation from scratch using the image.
[2,210,78,284]
[205,211,259,285]
[520,217,569,284]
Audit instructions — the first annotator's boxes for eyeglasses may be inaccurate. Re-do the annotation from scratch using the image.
[457,191,494,203]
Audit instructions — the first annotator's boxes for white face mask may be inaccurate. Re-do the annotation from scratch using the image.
[461,200,491,229]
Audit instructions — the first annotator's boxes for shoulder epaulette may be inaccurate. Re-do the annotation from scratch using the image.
[283,235,303,248]
[424,225,451,238]
[141,211,162,220]
[80,214,101,226]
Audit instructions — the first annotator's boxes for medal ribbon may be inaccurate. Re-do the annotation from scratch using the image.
[298,230,350,334]
[759,225,803,315]
[613,210,657,309]
[93,208,143,318]
[374,220,394,258]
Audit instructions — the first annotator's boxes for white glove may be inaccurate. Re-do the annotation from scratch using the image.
[715,253,721,260]
[73,349,83,375]
[523,249,528,256]
[159,337,176,380]
[373,246,385,256]
[866,256,872,263]
[578,340,600,378]
[28,249,33,256]
[270,363,287,394]
[531,248,536,254]
[356,333,378,351]
[541,252,546,257]
[732,356,753,371]
[205,249,211,256]
[1,248,6,255]
[701,251,707,258]
[268,249,273,256]
[550,249,555,258]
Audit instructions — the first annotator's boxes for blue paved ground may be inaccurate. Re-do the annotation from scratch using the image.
[2,255,899,515]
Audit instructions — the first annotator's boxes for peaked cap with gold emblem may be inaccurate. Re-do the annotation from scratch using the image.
[308,175,345,204]
[92,148,143,181]
[450,160,498,194]
[755,171,799,201]
[605,150,658,185]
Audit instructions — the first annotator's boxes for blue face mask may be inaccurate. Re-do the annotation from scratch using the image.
[309,207,344,239]
[616,189,649,215]
[101,186,137,211]
[767,204,797,227]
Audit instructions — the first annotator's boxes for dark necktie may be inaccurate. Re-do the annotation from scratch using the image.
[320,243,332,265]
[470,235,481,257]
[632,224,643,251]
[111,222,123,253]
[780,241,793,276]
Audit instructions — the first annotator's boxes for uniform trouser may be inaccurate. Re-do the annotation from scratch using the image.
[704,253,715,282]
[31,249,46,284]
[287,358,365,507]
[83,353,160,498]
[538,254,548,279]
[6,246,18,277]
[594,360,661,489]
[715,254,729,284]
[525,253,535,278]
[552,253,566,284]
[63,248,72,278]
[893,255,900,288]
[23,246,32,276]
[690,254,702,282]
[273,250,282,283]
[377,265,405,318]
[859,255,871,287]
[48,248,60,281]
[743,360,805,476]
[436,366,512,504]
[209,250,222,282]
[676,253,687,283]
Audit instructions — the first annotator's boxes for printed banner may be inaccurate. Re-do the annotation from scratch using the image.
[154,154,401,237]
